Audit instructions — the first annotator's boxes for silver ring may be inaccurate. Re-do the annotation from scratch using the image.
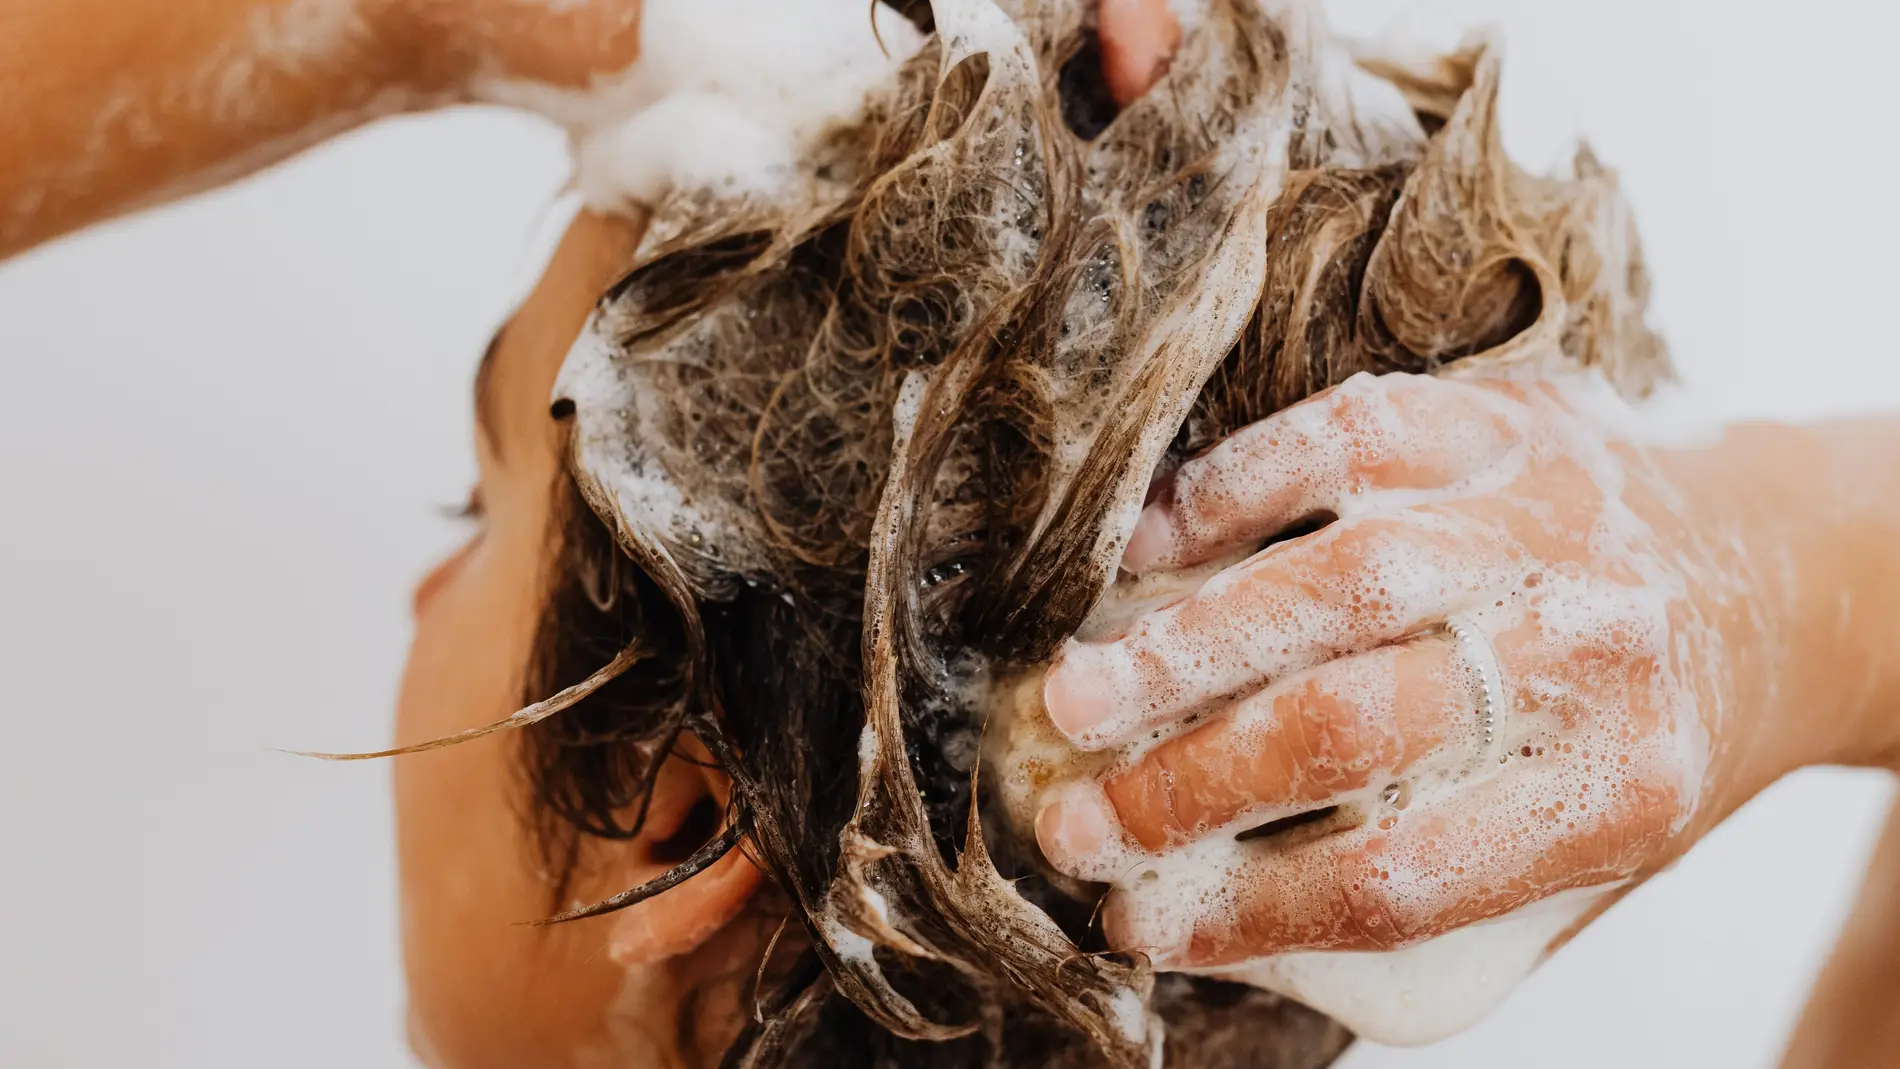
[1444,613,1507,766]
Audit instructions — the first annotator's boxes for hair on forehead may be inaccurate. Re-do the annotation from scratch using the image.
[508,1,1669,1065]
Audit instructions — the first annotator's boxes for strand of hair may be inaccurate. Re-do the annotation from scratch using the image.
[285,641,646,761]
[527,809,752,926]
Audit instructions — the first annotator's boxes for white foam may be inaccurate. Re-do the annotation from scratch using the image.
[1264,0,1426,167]
[476,0,925,211]
[1209,885,1613,1045]
[1104,985,1145,1039]
[819,913,879,969]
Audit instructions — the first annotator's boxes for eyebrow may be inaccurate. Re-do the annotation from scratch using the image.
[473,320,510,459]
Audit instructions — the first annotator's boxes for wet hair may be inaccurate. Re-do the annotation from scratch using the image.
[515,1,1668,1065]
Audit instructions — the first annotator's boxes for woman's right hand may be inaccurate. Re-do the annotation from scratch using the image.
[1032,371,1900,974]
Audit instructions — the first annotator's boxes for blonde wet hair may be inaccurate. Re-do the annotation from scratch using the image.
[516,1,1668,1064]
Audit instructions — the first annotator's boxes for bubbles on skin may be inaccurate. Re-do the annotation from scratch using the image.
[1009,372,1731,1044]
[1114,652,1403,849]
[1055,499,1526,750]
[476,0,928,211]
[1150,372,1534,571]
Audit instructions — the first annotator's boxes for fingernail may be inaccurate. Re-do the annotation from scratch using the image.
[1043,644,1120,742]
[1036,785,1114,868]
[1120,503,1174,575]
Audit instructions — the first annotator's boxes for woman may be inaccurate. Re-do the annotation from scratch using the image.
[4,2,1892,1069]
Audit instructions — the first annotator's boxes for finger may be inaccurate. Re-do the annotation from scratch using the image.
[1102,758,1679,965]
[1099,0,1182,106]
[1122,373,1522,575]
[1076,635,1473,857]
[1046,508,1521,748]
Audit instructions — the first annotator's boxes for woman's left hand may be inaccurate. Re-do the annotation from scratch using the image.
[1030,370,1891,969]
[396,0,1182,102]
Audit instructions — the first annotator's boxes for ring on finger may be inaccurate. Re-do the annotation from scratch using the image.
[1444,612,1508,771]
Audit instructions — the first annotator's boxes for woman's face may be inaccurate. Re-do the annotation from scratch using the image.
[391,210,765,1069]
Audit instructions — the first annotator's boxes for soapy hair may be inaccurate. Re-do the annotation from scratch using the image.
[516,1,1669,1065]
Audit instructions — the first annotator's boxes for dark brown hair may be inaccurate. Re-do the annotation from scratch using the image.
[514,1,1668,1065]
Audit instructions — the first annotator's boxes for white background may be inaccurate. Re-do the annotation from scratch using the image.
[1,1,1895,1066]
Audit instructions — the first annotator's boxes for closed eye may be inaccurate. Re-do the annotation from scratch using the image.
[440,485,486,523]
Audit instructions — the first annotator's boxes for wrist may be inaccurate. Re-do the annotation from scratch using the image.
[1660,418,1900,785]
[364,0,479,105]
[1800,418,1900,770]
[367,1,648,107]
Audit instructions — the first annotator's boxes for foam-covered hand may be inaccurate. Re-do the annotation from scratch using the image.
[394,0,1182,105]
[1032,371,1793,980]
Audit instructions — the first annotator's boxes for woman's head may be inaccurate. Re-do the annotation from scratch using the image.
[390,1,1665,1066]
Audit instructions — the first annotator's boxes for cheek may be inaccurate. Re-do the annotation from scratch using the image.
[391,531,626,1067]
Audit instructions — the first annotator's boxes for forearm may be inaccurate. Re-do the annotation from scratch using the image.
[1779,791,1900,1069]
[0,0,434,259]
[1660,415,1900,786]
[1806,418,1900,768]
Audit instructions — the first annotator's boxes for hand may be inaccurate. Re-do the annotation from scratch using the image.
[1029,371,1825,971]
[387,0,1175,116]
[426,0,1178,102]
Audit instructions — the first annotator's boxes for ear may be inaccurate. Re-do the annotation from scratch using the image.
[602,739,763,968]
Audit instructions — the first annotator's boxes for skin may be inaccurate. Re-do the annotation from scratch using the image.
[7,0,1890,1063]
[1029,12,1900,1064]
[1037,376,1900,946]
[392,207,779,1069]
[0,0,1171,1065]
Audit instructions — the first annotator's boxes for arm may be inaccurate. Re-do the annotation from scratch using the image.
[1781,791,1900,1069]
[1032,0,1900,1040]
[0,0,642,260]
[1655,417,1900,782]
[0,0,1185,262]
[1030,373,1900,1015]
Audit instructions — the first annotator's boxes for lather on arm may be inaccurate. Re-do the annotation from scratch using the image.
[0,0,1178,263]
[0,0,645,260]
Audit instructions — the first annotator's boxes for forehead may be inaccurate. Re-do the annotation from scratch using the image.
[478,211,648,470]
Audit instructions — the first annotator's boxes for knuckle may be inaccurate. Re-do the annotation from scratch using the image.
[1327,851,1405,950]
[1282,683,1365,795]
[1147,748,1194,842]
[1170,460,1231,526]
